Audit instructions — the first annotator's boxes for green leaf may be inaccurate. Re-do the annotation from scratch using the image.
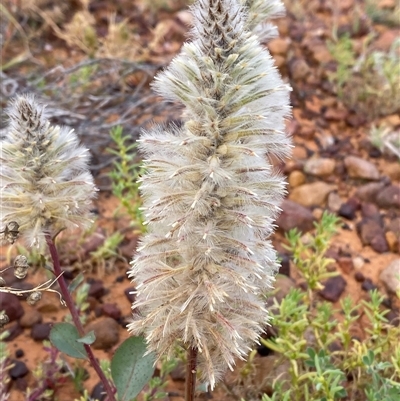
[76,330,96,345]
[49,323,88,359]
[111,336,155,401]
[68,272,85,294]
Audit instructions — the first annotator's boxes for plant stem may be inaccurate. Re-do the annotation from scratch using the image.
[185,346,198,401]
[45,233,116,401]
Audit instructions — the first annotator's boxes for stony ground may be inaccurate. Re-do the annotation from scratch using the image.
[0,0,399,400]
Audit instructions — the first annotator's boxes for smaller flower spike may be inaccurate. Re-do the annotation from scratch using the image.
[0,94,97,248]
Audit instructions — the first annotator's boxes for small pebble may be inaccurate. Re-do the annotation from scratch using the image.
[0,293,24,322]
[344,156,380,180]
[31,323,52,342]
[276,200,315,233]
[338,198,359,220]
[85,318,120,350]
[354,272,365,282]
[353,256,365,270]
[376,185,400,209]
[88,279,107,299]
[15,349,24,358]
[9,360,29,380]
[20,309,42,328]
[15,377,28,392]
[386,309,400,327]
[319,275,347,302]
[101,304,122,321]
[327,192,342,213]
[124,287,136,303]
[338,257,354,275]
[4,323,23,342]
[91,382,106,401]
[361,279,378,292]
[115,275,125,283]
[380,259,400,294]
[278,253,291,277]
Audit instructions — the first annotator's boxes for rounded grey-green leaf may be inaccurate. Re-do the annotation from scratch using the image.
[49,322,88,359]
[111,336,155,401]
[76,330,96,345]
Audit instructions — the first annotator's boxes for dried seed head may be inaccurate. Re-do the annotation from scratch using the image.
[0,94,97,248]
[13,255,29,279]
[0,311,9,328]
[0,221,20,245]
[27,291,42,306]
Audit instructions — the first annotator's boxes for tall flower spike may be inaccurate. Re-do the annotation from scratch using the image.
[128,0,291,389]
[241,0,286,42]
[0,94,97,248]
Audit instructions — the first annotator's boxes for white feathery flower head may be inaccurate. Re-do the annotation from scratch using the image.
[0,94,97,248]
[128,0,291,389]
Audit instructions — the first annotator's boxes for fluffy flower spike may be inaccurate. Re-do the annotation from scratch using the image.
[128,0,291,389]
[0,94,97,248]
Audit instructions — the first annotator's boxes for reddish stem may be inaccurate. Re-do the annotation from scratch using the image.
[185,347,198,401]
[45,233,116,401]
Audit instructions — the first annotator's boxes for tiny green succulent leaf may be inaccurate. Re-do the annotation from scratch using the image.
[76,330,96,345]
[111,336,155,401]
[49,323,87,359]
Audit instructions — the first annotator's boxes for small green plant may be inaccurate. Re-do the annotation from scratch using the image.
[0,330,13,401]
[107,126,145,232]
[328,35,400,119]
[369,123,400,159]
[365,0,400,28]
[87,231,125,273]
[64,275,90,325]
[255,213,400,401]
[25,342,69,401]
[284,212,340,301]
[139,355,180,401]
[69,64,98,93]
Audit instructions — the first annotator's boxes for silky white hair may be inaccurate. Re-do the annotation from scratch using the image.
[128,0,291,389]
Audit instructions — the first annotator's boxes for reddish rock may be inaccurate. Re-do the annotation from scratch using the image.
[31,323,52,342]
[319,275,347,302]
[289,182,336,207]
[289,58,311,80]
[276,200,315,233]
[338,257,354,275]
[4,323,23,341]
[361,279,378,292]
[88,279,107,299]
[268,37,290,55]
[9,360,29,380]
[361,203,380,220]
[370,234,389,253]
[355,182,386,202]
[288,170,306,187]
[304,158,336,177]
[357,218,389,252]
[376,185,400,209]
[354,272,365,282]
[0,293,24,322]
[344,156,380,180]
[101,304,122,321]
[85,318,120,350]
[374,29,400,51]
[124,287,136,303]
[338,197,360,220]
